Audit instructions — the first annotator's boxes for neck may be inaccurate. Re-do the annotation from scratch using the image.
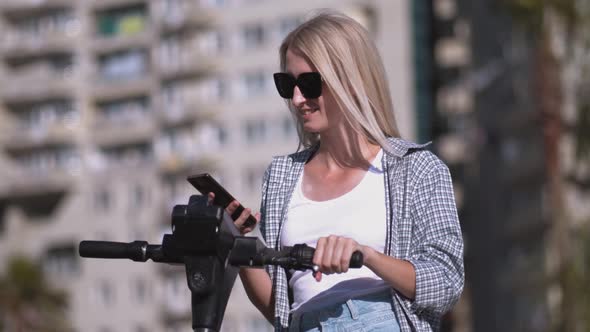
[315,125,380,171]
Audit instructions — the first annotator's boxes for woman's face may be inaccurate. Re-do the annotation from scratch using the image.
[285,49,343,134]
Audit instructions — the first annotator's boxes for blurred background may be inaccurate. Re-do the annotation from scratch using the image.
[0,0,588,331]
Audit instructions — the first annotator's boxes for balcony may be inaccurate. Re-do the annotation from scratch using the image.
[157,153,193,175]
[156,49,217,81]
[0,29,75,58]
[152,0,218,32]
[156,96,218,126]
[92,113,157,147]
[0,0,74,12]
[0,121,77,150]
[0,147,78,199]
[0,64,74,102]
[157,149,219,175]
[91,74,154,101]
[0,168,74,211]
[92,27,154,55]
[89,0,146,11]
[98,141,154,169]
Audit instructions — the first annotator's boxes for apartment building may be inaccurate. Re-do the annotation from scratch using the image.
[0,0,418,331]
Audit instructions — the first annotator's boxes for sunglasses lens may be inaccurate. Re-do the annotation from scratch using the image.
[273,72,322,99]
[273,73,295,99]
[297,72,322,99]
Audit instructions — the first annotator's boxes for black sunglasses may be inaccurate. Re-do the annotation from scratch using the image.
[273,72,322,99]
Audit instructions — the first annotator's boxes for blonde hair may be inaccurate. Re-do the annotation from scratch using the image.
[279,11,401,151]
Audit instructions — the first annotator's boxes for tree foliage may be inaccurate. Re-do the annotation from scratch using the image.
[0,256,71,332]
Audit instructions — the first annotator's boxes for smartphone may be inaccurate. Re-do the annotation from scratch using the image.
[187,173,257,228]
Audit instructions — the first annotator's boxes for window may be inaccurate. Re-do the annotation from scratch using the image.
[243,71,268,95]
[217,126,228,145]
[163,275,190,314]
[199,77,226,101]
[162,83,181,106]
[197,123,227,149]
[130,184,148,209]
[161,81,196,118]
[97,5,147,37]
[241,23,265,49]
[10,9,76,40]
[198,30,224,55]
[15,146,79,173]
[44,244,79,277]
[158,35,182,68]
[16,99,77,131]
[95,280,115,306]
[95,189,111,212]
[98,49,148,81]
[157,127,195,157]
[98,97,150,124]
[213,78,227,100]
[8,54,74,80]
[159,0,184,17]
[244,119,267,143]
[101,143,153,166]
[131,278,150,304]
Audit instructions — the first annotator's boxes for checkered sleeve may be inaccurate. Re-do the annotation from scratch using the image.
[407,160,464,316]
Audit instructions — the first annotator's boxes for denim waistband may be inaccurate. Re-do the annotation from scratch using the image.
[289,290,395,331]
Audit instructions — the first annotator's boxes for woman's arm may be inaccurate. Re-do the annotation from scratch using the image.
[239,267,275,323]
[226,202,275,323]
[313,236,416,300]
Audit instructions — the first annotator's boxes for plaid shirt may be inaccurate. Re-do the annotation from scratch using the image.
[259,137,464,331]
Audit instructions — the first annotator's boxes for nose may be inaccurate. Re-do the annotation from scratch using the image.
[291,86,306,108]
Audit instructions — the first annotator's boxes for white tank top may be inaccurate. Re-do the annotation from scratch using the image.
[281,149,389,314]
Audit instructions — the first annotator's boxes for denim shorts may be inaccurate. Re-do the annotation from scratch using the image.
[289,291,401,332]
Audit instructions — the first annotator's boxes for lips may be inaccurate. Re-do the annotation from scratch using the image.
[300,108,319,116]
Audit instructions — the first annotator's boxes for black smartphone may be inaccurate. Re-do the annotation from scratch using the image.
[187,173,257,228]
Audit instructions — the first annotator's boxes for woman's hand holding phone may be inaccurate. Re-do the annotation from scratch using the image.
[208,192,259,235]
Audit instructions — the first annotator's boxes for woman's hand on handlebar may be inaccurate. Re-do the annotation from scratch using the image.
[208,193,259,235]
[313,235,372,281]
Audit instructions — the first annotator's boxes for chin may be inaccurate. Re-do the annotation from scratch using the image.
[302,124,323,133]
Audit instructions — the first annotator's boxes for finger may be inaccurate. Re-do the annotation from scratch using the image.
[340,242,354,273]
[321,236,337,274]
[313,237,326,268]
[241,212,261,233]
[226,200,240,215]
[332,238,346,273]
[235,208,253,234]
[242,212,260,234]
[207,192,215,206]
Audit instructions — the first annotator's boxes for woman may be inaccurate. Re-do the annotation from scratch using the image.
[226,11,464,332]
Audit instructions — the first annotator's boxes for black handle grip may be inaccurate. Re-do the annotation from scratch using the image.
[350,251,363,268]
[79,241,148,262]
[287,244,364,269]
